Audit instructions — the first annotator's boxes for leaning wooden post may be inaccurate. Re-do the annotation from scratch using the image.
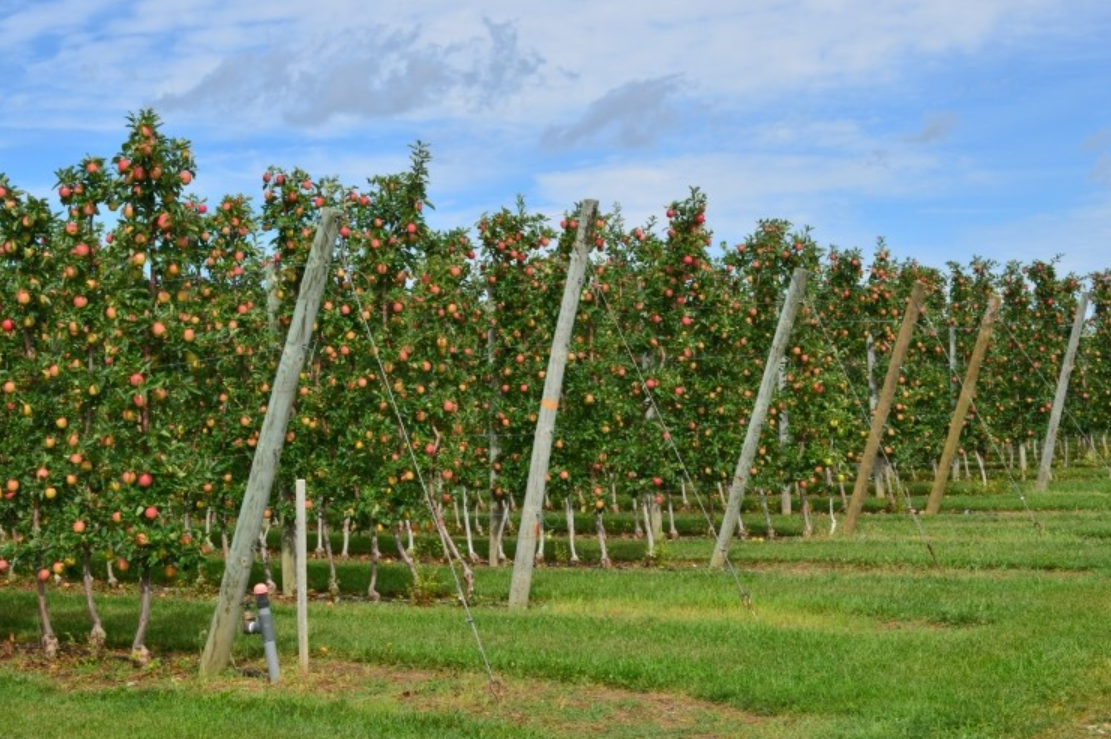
[843,282,927,535]
[710,268,808,569]
[199,209,338,678]
[267,260,296,598]
[925,295,1001,514]
[507,199,598,609]
[1036,293,1089,492]
[295,478,309,674]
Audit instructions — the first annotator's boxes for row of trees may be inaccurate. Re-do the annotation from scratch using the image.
[2,111,1108,657]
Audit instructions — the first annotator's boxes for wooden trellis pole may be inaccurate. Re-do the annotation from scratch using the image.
[1036,293,1089,492]
[925,295,1001,515]
[711,268,808,568]
[508,200,598,609]
[843,283,927,535]
[199,209,338,678]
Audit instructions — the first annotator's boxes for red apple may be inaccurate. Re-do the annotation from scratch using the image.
[138,472,153,488]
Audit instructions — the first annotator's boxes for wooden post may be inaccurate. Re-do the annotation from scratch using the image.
[508,199,598,609]
[199,209,338,678]
[710,268,808,568]
[267,260,296,598]
[296,478,309,673]
[925,295,1001,515]
[1036,293,1089,492]
[843,283,927,535]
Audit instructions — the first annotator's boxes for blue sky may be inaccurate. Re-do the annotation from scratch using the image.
[2,0,1110,278]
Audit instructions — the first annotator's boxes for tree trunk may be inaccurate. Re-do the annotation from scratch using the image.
[463,489,479,564]
[259,522,276,592]
[131,567,153,666]
[1019,442,1028,480]
[367,530,381,601]
[595,512,612,568]
[565,496,580,564]
[323,515,339,600]
[82,551,106,650]
[757,488,776,540]
[642,496,656,558]
[36,576,59,659]
[799,485,813,539]
[341,516,351,560]
[431,500,474,596]
[315,511,326,556]
[667,493,679,540]
[975,451,988,487]
[488,497,505,567]
[649,496,663,541]
[392,523,419,581]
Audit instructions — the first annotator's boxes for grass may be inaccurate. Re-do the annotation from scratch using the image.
[3,465,1111,738]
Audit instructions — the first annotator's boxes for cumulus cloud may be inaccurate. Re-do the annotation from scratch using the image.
[157,17,543,128]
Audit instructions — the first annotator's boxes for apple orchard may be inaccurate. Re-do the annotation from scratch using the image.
[2,111,1110,658]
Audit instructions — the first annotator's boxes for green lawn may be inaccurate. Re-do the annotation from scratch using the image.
[2,468,1111,738]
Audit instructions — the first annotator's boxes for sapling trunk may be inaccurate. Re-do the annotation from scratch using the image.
[131,567,153,665]
[799,485,813,539]
[204,508,215,554]
[106,559,118,588]
[37,576,59,659]
[315,511,325,555]
[649,496,663,541]
[323,517,339,600]
[392,523,419,581]
[874,461,887,499]
[488,497,504,566]
[757,488,775,540]
[366,530,381,601]
[221,514,230,561]
[595,512,611,568]
[667,493,679,540]
[975,451,988,487]
[431,501,474,596]
[534,515,545,564]
[406,518,415,552]
[82,551,106,649]
[962,450,971,480]
[497,507,509,561]
[473,493,485,536]
[1019,443,1028,480]
[462,489,479,564]
[341,516,351,560]
[780,485,792,515]
[829,498,838,536]
[565,496,579,564]
[633,497,643,539]
[452,497,461,532]
[259,523,276,592]
[680,481,690,509]
[642,496,656,558]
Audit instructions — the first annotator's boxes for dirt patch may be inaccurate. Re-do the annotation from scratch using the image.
[0,646,774,738]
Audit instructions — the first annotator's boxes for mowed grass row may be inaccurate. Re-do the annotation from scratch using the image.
[2,467,1111,738]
